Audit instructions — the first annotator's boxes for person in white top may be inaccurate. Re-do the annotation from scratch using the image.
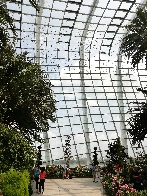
[95,165,100,183]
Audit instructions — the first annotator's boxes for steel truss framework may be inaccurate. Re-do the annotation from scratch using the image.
[6,0,147,165]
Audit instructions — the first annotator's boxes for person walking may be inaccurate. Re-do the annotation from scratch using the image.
[34,166,40,193]
[38,168,46,194]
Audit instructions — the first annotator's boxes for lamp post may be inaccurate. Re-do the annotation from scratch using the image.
[36,145,42,166]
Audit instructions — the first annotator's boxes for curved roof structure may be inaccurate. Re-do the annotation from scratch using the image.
[7,0,147,165]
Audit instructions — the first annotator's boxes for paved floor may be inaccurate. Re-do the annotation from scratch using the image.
[32,178,103,196]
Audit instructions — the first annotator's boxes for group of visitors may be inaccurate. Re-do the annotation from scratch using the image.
[34,166,46,194]
[33,165,71,194]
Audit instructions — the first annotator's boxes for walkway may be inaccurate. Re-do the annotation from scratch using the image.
[32,178,103,196]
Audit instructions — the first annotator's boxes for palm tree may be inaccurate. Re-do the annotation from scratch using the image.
[120,2,147,69]
[121,3,147,145]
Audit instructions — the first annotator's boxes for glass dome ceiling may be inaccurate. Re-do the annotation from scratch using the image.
[6,0,147,164]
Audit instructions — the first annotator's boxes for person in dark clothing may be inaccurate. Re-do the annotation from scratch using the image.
[131,165,144,191]
[34,166,40,193]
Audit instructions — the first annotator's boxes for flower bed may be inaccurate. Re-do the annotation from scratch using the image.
[45,165,92,178]
[101,163,147,196]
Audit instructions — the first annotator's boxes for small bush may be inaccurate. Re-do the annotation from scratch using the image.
[0,169,30,196]
[138,190,147,196]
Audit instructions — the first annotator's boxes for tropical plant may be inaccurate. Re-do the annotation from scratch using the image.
[127,88,147,145]
[120,3,147,68]
[0,123,35,172]
[106,137,129,167]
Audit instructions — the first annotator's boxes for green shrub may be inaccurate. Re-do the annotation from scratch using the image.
[138,190,147,196]
[0,169,30,196]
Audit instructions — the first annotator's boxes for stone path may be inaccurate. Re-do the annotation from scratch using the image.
[32,178,103,196]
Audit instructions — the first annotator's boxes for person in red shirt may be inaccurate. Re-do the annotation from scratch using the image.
[38,168,46,194]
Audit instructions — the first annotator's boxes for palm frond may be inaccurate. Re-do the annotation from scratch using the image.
[132,50,145,68]
[120,3,147,68]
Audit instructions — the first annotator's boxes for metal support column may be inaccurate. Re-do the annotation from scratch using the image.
[35,0,44,65]
[35,0,50,164]
[116,54,128,154]
[79,0,99,166]
[80,44,91,165]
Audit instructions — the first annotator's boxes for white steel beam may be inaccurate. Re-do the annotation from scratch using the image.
[116,54,128,154]
[80,0,99,166]
[35,0,50,164]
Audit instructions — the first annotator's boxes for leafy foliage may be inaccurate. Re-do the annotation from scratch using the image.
[0,0,39,38]
[3,0,39,12]
[0,0,55,172]
[106,137,128,167]
[135,153,147,182]
[120,3,147,68]
[0,169,30,196]
[0,2,16,35]
[0,123,35,172]
[0,28,56,143]
[127,88,147,145]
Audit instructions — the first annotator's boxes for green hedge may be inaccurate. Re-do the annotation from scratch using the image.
[0,169,30,196]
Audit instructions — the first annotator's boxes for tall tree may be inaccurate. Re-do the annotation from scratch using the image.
[120,3,147,68]
[0,0,55,170]
[0,37,56,143]
[0,1,56,144]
